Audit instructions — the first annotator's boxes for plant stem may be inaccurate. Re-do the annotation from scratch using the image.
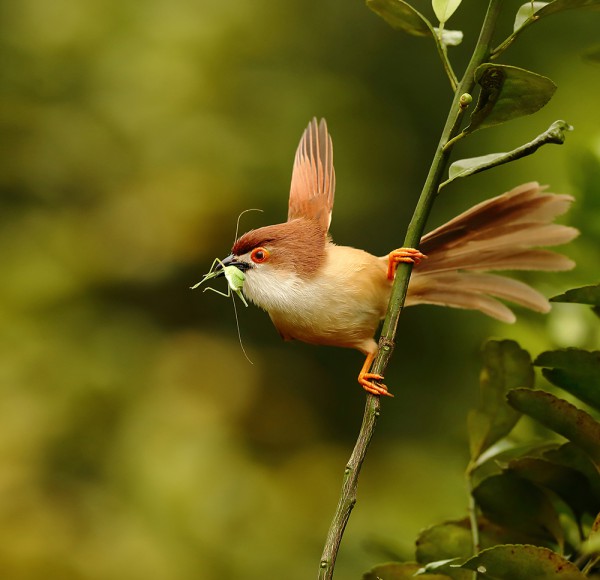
[491,15,539,60]
[466,469,481,554]
[466,461,481,580]
[318,395,380,579]
[317,1,503,578]
[582,554,600,575]
[432,34,459,91]
[378,0,502,344]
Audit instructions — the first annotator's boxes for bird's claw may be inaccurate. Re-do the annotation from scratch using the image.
[387,248,427,280]
[359,372,394,398]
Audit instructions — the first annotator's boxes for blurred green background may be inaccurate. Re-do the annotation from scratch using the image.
[1,0,599,578]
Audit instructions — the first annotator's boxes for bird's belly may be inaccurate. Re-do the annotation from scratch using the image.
[267,287,385,350]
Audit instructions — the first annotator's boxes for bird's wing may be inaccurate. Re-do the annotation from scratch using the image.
[288,118,336,233]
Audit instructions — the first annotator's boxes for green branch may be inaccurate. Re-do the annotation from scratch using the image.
[438,120,573,191]
[466,461,482,580]
[379,0,503,346]
[318,396,380,578]
[490,16,538,60]
[433,32,459,91]
[317,1,504,578]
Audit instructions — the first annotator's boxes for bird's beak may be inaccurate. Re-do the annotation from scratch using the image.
[216,254,250,274]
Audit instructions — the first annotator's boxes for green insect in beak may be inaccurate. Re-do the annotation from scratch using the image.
[191,209,262,365]
[191,258,249,307]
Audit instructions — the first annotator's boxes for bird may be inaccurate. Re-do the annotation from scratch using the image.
[212,118,578,397]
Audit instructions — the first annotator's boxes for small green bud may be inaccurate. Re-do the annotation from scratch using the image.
[459,93,472,109]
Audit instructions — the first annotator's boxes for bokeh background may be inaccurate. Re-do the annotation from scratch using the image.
[1,0,599,578]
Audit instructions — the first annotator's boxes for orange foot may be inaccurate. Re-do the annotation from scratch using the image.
[387,248,427,280]
[358,352,394,398]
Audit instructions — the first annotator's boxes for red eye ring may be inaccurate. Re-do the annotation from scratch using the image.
[250,247,270,264]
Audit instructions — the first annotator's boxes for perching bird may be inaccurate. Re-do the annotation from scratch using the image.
[213,118,578,397]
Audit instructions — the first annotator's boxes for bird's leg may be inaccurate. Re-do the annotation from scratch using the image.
[387,248,427,280]
[358,352,393,398]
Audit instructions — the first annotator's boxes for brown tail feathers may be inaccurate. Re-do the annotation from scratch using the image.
[407,182,579,322]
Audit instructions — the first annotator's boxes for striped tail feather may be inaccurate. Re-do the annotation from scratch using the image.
[407,182,579,322]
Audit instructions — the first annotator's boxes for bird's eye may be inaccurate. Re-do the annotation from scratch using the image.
[250,247,270,263]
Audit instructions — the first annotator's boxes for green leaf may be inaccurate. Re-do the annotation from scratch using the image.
[532,0,600,20]
[473,472,563,542]
[593,512,600,536]
[363,561,450,579]
[494,0,600,57]
[513,0,600,34]
[449,153,507,181]
[460,544,586,579]
[477,516,556,548]
[468,340,533,461]
[543,443,600,502]
[507,456,600,517]
[432,0,462,24]
[415,517,552,572]
[415,559,464,578]
[514,2,549,32]
[366,0,432,36]
[464,64,556,134]
[415,522,472,579]
[550,284,600,306]
[507,389,600,468]
[534,349,600,412]
[416,521,473,564]
[470,440,559,489]
[442,121,572,188]
[580,513,600,555]
[434,27,463,47]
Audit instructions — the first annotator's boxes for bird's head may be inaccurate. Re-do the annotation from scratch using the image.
[216,218,328,311]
